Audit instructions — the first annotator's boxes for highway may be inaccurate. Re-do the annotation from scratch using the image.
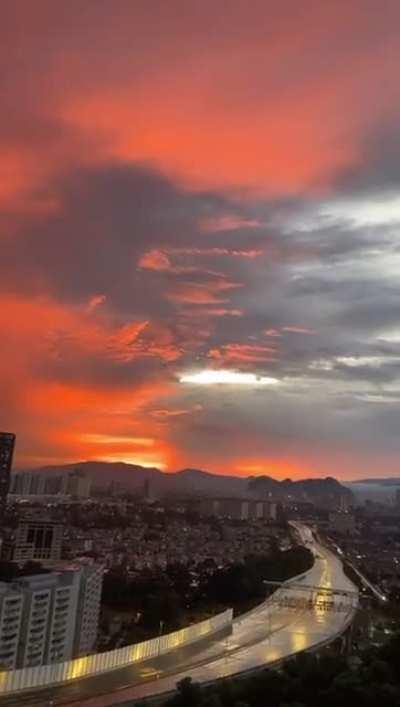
[0,524,358,707]
[328,538,387,603]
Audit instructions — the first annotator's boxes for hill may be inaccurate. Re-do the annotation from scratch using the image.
[350,478,400,486]
[15,461,353,503]
[248,474,352,504]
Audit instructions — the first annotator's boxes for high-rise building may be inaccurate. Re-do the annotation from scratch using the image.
[0,432,15,518]
[66,470,91,499]
[198,498,277,521]
[73,562,104,656]
[10,470,91,498]
[43,474,68,496]
[4,517,64,563]
[328,511,356,535]
[0,561,103,670]
[10,472,33,496]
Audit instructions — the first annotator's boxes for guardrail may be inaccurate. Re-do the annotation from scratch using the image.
[0,608,233,695]
[109,601,359,707]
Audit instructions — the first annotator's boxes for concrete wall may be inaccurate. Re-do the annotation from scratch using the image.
[0,608,233,695]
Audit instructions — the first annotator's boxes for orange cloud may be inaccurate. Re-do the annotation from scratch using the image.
[207,343,277,365]
[87,294,107,312]
[139,248,263,273]
[199,307,243,317]
[167,279,243,305]
[1,2,399,213]
[149,404,203,420]
[0,294,180,468]
[264,326,315,337]
[2,2,400,479]
[169,248,263,259]
[63,79,358,194]
[138,249,171,271]
[200,215,262,232]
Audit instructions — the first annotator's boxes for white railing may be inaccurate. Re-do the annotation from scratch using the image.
[0,608,233,695]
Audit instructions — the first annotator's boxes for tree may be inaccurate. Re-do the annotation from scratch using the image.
[166,677,203,707]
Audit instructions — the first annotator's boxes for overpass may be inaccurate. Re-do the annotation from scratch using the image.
[0,524,358,706]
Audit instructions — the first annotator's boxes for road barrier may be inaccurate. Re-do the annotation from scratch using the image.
[0,608,233,695]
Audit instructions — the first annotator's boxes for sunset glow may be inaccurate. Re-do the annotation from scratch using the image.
[2,2,400,478]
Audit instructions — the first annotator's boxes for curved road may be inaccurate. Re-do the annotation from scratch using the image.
[0,524,358,707]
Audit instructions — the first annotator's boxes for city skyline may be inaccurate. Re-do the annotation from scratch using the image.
[2,3,400,478]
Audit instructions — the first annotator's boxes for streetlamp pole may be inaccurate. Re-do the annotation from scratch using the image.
[156,620,164,679]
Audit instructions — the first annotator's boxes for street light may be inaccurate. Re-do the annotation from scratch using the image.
[156,620,164,679]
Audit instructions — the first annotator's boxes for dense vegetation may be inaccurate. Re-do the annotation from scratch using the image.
[143,633,400,707]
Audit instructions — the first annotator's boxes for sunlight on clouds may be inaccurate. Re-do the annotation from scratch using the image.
[322,193,400,226]
[336,355,399,367]
[99,453,166,469]
[81,434,156,446]
[310,355,400,371]
[179,369,279,386]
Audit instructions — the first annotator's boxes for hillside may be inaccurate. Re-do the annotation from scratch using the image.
[248,474,352,503]
[350,478,400,486]
[15,461,353,503]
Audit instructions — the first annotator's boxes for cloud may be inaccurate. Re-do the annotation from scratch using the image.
[138,249,172,272]
[3,2,400,476]
[87,294,107,312]
[167,278,244,305]
[332,122,400,195]
[207,343,278,365]
[179,370,279,386]
[200,215,262,232]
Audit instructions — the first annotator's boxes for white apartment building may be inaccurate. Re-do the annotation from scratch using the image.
[73,562,103,656]
[0,587,23,670]
[0,561,103,670]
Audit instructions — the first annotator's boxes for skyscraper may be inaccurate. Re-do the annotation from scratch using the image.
[11,517,64,563]
[66,470,91,498]
[0,432,15,519]
[0,561,103,669]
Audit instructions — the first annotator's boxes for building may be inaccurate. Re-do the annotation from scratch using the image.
[328,511,356,535]
[43,475,68,496]
[3,517,64,563]
[73,562,103,656]
[10,472,46,496]
[0,561,103,670]
[0,432,15,518]
[338,493,352,512]
[10,470,91,499]
[66,470,91,499]
[9,472,31,496]
[199,498,277,521]
[10,472,66,496]
[143,478,156,503]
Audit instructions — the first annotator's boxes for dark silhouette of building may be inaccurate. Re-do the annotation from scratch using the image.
[198,497,277,521]
[2,516,64,562]
[0,432,15,519]
[66,469,91,498]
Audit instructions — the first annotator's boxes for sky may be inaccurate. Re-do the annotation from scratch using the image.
[2,1,400,479]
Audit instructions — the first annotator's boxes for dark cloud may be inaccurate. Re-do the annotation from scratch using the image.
[331,121,400,195]
[1,163,241,307]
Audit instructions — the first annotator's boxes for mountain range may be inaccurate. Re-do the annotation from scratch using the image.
[350,478,400,487]
[16,461,353,502]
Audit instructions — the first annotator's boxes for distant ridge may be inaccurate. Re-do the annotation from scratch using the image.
[14,461,353,502]
[350,478,400,486]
